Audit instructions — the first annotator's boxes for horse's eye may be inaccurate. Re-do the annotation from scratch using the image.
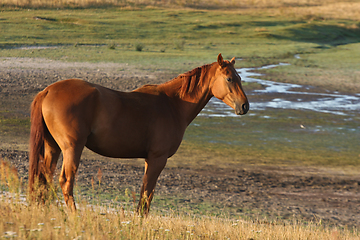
[226,77,232,82]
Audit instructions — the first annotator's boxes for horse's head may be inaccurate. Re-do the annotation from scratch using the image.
[211,53,249,115]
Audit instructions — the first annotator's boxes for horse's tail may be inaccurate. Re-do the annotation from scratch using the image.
[29,90,48,192]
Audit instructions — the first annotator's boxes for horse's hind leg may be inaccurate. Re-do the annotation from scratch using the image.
[35,134,61,201]
[59,142,85,212]
[42,134,61,184]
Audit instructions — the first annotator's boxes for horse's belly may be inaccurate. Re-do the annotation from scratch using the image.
[85,134,147,159]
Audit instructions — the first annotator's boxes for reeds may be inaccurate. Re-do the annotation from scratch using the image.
[1,158,359,239]
[0,159,21,194]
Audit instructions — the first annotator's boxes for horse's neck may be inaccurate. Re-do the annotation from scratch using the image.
[159,66,214,125]
[181,88,212,125]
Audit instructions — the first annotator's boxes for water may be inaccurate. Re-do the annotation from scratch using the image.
[200,63,360,117]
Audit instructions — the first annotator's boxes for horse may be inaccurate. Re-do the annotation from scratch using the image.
[29,53,249,213]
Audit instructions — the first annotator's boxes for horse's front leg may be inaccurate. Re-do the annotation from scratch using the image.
[137,155,167,215]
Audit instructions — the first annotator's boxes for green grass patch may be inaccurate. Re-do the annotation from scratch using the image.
[258,42,360,92]
[0,116,30,136]
[1,8,360,71]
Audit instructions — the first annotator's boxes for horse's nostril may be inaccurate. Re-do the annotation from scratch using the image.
[235,102,249,115]
[242,103,249,113]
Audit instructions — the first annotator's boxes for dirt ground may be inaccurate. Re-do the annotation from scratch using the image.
[1,57,360,228]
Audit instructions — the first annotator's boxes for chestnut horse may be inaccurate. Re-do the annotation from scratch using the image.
[29,54,249,213]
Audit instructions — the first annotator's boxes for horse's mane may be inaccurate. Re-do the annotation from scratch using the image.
[162,63,214,99]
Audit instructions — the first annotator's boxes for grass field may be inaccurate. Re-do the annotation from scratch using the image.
[1,1,360,238]
[1,3,359,86]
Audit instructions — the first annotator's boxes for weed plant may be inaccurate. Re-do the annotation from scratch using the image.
[108,42,116,50]
[1,158,359,239]
[135,43,144,52]
[174,40,185,51]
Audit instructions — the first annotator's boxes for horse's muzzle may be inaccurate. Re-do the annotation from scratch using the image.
[235,102,249,115]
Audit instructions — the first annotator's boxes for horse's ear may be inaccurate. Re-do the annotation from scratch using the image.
[230,57,236,65]
[217,53,224,68]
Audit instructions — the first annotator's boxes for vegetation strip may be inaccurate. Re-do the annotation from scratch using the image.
[1,159,359,239]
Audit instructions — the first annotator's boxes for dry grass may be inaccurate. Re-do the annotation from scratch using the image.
[2,202,359,240]
[1,0,359,23]
[1,158,359,239]
[268,2,360,21]
[0,0,354,8]
[1,0,360,21]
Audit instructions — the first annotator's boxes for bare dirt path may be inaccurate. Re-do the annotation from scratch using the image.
[1,57,359,228]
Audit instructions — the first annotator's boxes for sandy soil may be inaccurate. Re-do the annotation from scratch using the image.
[1,57,359,228]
